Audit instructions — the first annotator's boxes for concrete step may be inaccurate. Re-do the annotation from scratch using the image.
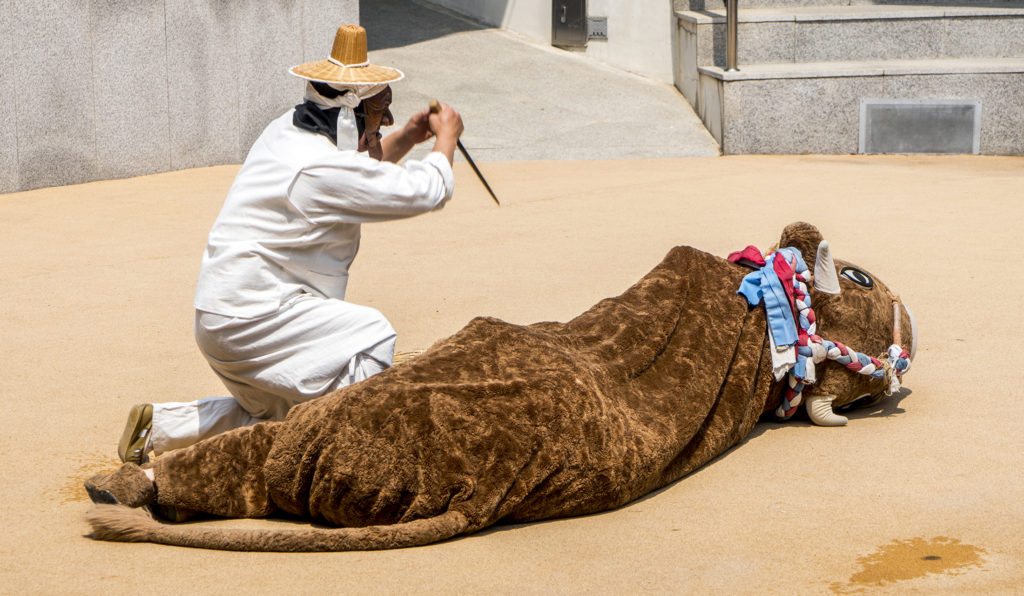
[677,4,1024,68]
[689,57,1024,154]
[697,56,1024,79]
[676,0,1024,9]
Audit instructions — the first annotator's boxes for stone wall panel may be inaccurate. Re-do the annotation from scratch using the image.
[90,0,171,180]
[13,0,98,190]
[732,76,884,154]
[166,0,241,169]
[3,0,357,192]
[236,0,304,155]
[0,0,19,192]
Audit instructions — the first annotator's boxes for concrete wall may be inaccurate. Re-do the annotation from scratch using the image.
[1,0,359,193]
[427,0,676,84]
[584,0,677,84]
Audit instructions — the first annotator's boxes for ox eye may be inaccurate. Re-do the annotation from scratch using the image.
[840,267,874,288]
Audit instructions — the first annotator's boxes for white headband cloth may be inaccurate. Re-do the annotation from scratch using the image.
[328,57,370,68]
[303,81,387,109]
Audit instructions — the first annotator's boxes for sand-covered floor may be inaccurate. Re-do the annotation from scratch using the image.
[2,155,1022,593]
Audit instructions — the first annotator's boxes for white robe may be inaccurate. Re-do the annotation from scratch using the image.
[150,102,454,455]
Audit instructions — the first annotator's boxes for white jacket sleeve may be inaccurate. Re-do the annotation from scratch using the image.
[288,151,455,224]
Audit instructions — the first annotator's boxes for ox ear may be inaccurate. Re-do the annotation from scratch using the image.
[778,222,825,270]
[779,222,840,293]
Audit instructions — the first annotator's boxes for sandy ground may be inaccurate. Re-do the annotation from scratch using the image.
[2,155,1023,594]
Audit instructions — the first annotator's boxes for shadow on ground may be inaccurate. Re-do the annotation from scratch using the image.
[361,0,486,50]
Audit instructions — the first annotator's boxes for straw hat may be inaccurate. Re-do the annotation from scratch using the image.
[290,25,404,86]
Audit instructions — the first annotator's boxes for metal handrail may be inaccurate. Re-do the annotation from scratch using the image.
[726,0,739,71]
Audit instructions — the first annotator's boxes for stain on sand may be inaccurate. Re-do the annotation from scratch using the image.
[58,452,123,504]
[831,537,986,593]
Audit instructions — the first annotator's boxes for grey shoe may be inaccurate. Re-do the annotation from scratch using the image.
[117,403,153,465]
[84,463,156,508]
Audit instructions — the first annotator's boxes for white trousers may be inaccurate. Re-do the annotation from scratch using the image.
[149,293,395,455]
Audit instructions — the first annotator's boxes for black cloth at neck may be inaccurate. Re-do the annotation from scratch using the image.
[311,81,343,99]
[293,101,341,144]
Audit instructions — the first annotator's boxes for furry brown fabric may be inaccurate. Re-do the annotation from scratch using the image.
[84,463,155,508]
[151,421,279,518]
[85,222,913,551]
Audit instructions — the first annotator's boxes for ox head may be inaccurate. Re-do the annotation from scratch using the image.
[777,222,917,426]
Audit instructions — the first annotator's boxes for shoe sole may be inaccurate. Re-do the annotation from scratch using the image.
[117,404,153,464]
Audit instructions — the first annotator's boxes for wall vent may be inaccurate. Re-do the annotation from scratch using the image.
[859,99,981,154]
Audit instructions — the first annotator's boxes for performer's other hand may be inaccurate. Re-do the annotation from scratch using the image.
[429,103,464,143]
[402,109,434,145]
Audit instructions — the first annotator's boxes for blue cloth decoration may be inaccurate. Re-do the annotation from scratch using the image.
[736,248,807,348]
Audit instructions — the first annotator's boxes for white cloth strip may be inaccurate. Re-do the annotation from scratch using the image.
[768,323,796,381]
[328,57,370,68]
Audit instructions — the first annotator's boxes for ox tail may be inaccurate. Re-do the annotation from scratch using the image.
[84,505,470,552]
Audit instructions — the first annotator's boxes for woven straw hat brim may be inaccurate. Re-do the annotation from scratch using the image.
[289,60,404,85]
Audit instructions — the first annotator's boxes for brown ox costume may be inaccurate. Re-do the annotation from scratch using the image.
[85,222,916,551]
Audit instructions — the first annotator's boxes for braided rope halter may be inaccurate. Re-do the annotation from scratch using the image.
[771,250,912,420]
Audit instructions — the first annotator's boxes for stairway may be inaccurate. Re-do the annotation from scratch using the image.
[674,0,1024,154]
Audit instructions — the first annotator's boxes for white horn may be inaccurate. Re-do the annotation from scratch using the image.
[805,394,848,426]
[813,240,841,295]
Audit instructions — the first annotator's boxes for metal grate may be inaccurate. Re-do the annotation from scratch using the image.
[859,99,981,154]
